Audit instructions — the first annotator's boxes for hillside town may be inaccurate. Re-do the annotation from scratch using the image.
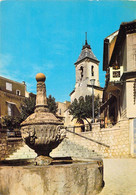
[0,20,136,194]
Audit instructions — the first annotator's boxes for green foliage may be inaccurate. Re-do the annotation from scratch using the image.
[21,93,58,119]
[69,95,100,122]
[1,93,36,130]
[47,95,58,115]
[2,93,58,130]
[1,116,22,130]
[21,93,36,120]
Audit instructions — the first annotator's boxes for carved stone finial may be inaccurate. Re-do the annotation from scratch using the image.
[36,73,46,82]
[35,73,48,112]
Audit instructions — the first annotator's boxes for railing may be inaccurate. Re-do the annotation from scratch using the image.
[7,131,21,138]
[66,124,91,133]
[65,127,110,148]
[0,129,22,139]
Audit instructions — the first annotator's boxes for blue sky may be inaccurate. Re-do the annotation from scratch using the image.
[0,0,136,102]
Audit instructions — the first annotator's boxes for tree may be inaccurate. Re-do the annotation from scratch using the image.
[1,94,58,130]
[69,95,100,125]
[47,95,58,115]
[1,93,36,130]
[1,116,22,130]
[21,93,36,120]
[21,94,58,119]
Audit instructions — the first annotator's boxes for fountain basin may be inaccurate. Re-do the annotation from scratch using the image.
[0,159,103,195]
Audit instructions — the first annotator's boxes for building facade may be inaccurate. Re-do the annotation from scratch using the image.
[101,20,136,125]
[70,37,103,102]
[56,101,71,122]
[101,20,136,157]
[64,36,103,131]
[0,76,27,126]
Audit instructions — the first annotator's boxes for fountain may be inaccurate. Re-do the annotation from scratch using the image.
[21,73,66,165]
[0,73,104,195]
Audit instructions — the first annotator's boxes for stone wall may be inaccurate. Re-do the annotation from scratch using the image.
[51,119,130,158]
[0,90,25,117]
[0,161,103,195]
[72,120,129,158]
[1,119,131,160]
[0,76,26,96]
[126,79,136,118]
[0,130,23,160]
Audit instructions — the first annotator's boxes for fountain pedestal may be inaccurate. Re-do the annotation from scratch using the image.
[21,73,66,164]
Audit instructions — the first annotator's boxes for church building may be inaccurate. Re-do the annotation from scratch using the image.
[70,34,103,102]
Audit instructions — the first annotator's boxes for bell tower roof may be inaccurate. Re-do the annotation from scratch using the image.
[75,33,99,65]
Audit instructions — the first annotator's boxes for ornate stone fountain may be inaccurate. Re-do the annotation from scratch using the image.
[21,73,66,164]
[0,73,104,195]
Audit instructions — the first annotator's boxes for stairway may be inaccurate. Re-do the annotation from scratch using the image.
[6,143,37,160]
[5,137,101,161]
[50,138,102,160]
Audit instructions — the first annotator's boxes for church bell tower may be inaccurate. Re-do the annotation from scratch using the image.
[70,33,102,102]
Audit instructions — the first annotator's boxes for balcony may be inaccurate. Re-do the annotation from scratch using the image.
[109,66,123,82]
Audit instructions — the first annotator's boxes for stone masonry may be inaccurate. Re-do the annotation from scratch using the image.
[2,119,131,160]
[0,130,24,160]
[51,119,130,158]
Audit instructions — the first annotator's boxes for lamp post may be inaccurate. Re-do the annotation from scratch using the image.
[90,79,95,123]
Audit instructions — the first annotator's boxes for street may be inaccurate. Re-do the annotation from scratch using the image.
[99,159,136,195]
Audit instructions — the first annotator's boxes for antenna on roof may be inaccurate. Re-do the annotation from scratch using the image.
[85,32,87,45]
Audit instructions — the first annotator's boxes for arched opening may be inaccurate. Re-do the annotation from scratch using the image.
[75,119,85,133]
[80,66,84,79]
[109,96,117,125]
[91,66,94,76]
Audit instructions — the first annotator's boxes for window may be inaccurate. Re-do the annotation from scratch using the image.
[80,66,83,79]
[91,66,94,76]
[6,82,12,91]
[7,103,12,116]
[59,109,61,115]
[16,90,21,96]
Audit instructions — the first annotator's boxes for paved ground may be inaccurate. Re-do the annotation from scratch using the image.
[99,158,136,195]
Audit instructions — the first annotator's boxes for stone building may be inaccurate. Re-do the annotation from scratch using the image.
[70,36,103,102]
[63,36,103,131]
[101,20,136,126]
[2,26,136,160]
[101,20,136,157]
[0,76,28,127]
[56,101,70,121]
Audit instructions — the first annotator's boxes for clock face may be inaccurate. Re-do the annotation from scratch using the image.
[113,71,120,78]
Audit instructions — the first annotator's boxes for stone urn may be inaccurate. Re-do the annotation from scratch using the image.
[21,73,66,162]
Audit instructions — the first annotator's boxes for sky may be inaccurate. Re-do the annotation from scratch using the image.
[0,0,136,102]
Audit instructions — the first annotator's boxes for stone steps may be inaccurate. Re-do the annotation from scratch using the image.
[5,119,129,160]
[50,138,101,160]
[6,137,101,161]
[6,144,37,160]
[0,140,24,160]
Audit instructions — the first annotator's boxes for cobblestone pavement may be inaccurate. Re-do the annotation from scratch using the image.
[99,158,136,195]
